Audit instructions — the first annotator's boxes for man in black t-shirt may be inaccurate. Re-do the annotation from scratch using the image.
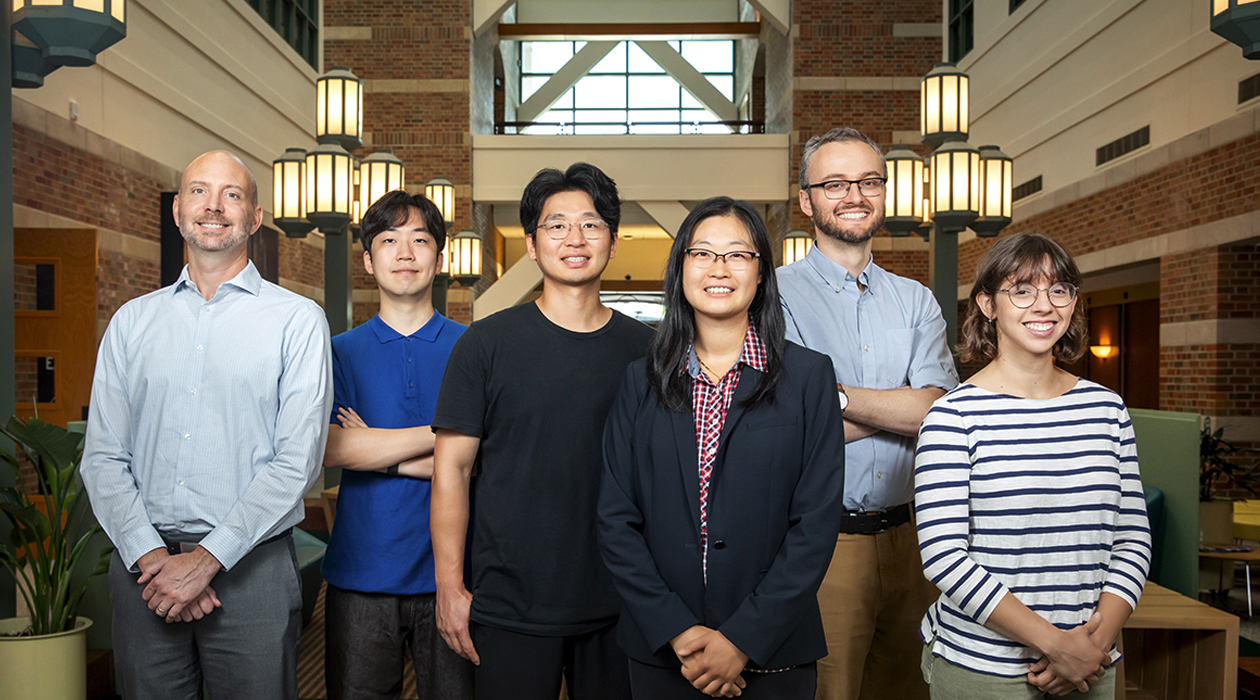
[431,162,652,700]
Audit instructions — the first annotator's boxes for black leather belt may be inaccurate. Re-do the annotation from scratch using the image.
[159,528,292,556]
[839,503,911,535]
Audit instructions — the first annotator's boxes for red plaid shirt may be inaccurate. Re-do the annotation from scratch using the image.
[689,324,767,583]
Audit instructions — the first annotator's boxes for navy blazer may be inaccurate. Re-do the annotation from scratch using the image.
[598,341,845,670]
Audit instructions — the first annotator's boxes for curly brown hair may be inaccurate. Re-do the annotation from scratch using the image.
[959,232,1088,365]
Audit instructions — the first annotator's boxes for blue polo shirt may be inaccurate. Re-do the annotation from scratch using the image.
[321,312,467,595]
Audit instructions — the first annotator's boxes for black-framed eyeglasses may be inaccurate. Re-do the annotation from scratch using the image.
[995,282,1078,308]
[684,248,760,271]
[804,178,887,200]
[538,219,609,240]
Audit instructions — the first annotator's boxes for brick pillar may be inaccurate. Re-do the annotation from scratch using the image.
[790,0,939,285]
[324,0,474,328]
[1160,242,1260,455]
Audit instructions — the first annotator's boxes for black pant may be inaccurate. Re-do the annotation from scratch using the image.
[471,621,631,700]
[324,585,474,700]
[627,659,817,700]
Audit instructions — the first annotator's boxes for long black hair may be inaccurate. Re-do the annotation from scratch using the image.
[646,196,786,411]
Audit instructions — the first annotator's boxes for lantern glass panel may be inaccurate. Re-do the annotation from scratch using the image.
[317,81,328,137]
[942,75,958,132]
[347,81,361,139]
[328,79,344,135]
[112,0,124,21]
[32,0,61,6]
[1215,0,1227,12]
[925,77,940,133]
[336,155,351,213]
[959,75,970,132]
[74,0,104,11]
[1002,161,1013,217]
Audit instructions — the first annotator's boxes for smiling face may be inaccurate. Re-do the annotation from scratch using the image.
[364,206,442,301]
[682,215,762,325]
[798,139,886,245]
[525,189,617,288]
[173,151,262,254]
[978,266,1078,363]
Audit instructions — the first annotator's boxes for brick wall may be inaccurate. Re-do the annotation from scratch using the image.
[13,125,167,325]
[788,0,938,284]
[325,0,473,324]
[960,134,1260,286]
[1160,243,1260,426]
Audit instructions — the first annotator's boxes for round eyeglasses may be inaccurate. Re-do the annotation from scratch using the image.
[804,178,887,200]
[995,282,1078,308]
[539,219,609,240]
[684,248,760,271]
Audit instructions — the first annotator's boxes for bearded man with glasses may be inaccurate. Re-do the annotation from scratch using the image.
[430,162,652,700]
[777,127,959,700]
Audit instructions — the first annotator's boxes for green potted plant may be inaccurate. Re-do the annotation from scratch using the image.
[1198,422,1260,544]
[0,415,112,700]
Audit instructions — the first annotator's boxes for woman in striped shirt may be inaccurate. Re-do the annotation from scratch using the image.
[914,232,1151,698]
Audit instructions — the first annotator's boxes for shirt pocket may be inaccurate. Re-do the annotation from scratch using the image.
[878,329,917,389]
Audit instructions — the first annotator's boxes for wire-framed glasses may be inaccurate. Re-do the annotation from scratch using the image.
[539,219,609,240]
[804,178,887,200]
[995,282,1078,308]
[684,248,760,271]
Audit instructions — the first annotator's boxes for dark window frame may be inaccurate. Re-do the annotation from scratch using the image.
[518,40,738,135]
[949,0,974,63]
[246,0,318,70]
[1240,72,1260,105]
[1096,126,1150,167]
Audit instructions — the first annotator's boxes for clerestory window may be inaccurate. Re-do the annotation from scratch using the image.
[519,40,738,135]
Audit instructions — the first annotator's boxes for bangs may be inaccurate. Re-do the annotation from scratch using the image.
[999,236,1080,288]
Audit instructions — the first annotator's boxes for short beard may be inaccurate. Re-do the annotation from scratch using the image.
[178,218,250,252]
[812,206,884,246]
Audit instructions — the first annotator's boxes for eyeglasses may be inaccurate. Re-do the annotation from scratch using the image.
[538,219,609,240]
[804,178,887,200]
[684,248,760,271]
[995,282,1078,308]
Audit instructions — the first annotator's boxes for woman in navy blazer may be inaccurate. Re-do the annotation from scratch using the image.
[599,197,846,699]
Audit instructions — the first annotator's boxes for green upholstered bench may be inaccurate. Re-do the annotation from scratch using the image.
[293,529,327,627]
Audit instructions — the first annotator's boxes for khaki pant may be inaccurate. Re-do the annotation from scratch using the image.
[921,641,1117,699]
[814,519,938,700]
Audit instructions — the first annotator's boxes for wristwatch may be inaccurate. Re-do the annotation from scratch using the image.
[837,384,849,411]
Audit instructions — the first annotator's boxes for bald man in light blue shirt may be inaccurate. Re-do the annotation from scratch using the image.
[778,128,957,700]
[82,150,331,700]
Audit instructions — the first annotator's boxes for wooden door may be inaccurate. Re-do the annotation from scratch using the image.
[14,229,98,428]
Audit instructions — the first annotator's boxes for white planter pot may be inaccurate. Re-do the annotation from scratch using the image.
[0,616,92,700]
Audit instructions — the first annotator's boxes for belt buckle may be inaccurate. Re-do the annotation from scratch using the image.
[857,509,888,535]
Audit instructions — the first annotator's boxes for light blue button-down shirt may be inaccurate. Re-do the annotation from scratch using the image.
[778,246,957,511]
[82,262,332,571]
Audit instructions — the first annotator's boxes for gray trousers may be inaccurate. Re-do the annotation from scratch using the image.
[108,535,302,700]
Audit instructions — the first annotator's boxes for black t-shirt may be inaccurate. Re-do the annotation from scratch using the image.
[433,302,654,636]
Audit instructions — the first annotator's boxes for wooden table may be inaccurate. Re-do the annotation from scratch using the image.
[1199,546,1260,615]
[1119,581,1238,700]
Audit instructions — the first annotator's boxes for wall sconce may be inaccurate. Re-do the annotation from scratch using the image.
[1090,345,1116,359]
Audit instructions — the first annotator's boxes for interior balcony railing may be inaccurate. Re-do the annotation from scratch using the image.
[494,120,766,135]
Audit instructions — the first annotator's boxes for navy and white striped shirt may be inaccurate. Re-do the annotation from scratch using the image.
[914,380,1151,676]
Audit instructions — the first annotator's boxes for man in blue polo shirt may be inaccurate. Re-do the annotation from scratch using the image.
[320,190,472,700]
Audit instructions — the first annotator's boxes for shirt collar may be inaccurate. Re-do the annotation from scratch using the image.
[368,311,446,344]
[803,244,882,293]
[171,261,262,298]
[686,324,768,380]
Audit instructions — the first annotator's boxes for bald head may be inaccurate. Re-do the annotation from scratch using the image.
[181,150,258,209]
